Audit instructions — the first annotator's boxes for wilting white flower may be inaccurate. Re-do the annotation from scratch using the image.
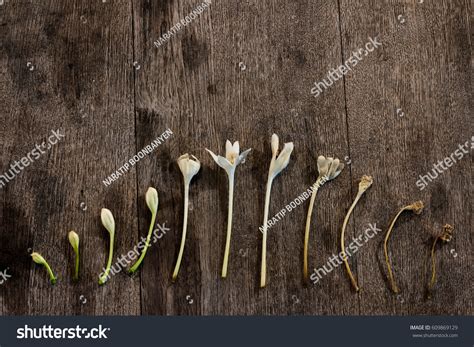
[317,155,344,182]
[261,134,294,288]
[303,155,344,282]
[206,140,251,278]
[206,140,251,176]
[172,154,201,281]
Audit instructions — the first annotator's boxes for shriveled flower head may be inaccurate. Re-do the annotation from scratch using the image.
[317,155,344,181]
[406,200,424,214]
[269,134,294,180]
[358,175,373,192]
[206,140,251,175]
[177,153,201,184]
[438,224,454,242]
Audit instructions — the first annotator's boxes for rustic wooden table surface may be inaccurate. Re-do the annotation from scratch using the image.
[0,0,472,316]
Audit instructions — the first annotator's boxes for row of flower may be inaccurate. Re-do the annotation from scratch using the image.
[30,134,454,294]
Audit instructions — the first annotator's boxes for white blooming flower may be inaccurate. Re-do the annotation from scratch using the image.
[206,140,251,175]
[206,140,251,278]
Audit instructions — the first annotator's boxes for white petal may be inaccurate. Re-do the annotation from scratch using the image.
[177,153,201,182]
[188,155,201,176]
[225,140,233,158]
[68,231,79,251]
[101,208,115,235]
[145,187,159,213]
[271,134,279,157]
[317,155,330,176]
[327,158,341,179]
[225,140,240,163]
[217,155,234,173]
[236,148,251,165]
[177,153,191,175]
[207,149,234,172]
[206,148,220,164]
[232,141,240,155]
[269,142,293,179]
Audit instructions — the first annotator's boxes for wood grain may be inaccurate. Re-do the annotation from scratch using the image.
[0,0,471,316]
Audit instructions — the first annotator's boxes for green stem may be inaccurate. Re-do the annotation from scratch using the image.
[73,249,79,281]
[172,182,189,281]
[221,174,235,278]
[129,211,157,274]
[99,232,115,285]
[43,261,57,285]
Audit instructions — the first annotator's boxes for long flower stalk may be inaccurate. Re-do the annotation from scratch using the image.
[428,224,454,294]
[172,154,200,281]
[340,175,373,291]
[383,201,424,293]
[303,156,344,282]
[206,141,251,278]
[260,134,293,288]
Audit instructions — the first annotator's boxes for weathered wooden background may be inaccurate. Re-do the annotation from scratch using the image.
[0,0,472,316]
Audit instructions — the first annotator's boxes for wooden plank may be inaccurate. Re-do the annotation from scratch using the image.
[0,0,471,316]
[0,0,140,315]
[339,0,472,315]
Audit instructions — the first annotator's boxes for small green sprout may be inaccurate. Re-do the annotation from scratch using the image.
[31,252,57,285]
